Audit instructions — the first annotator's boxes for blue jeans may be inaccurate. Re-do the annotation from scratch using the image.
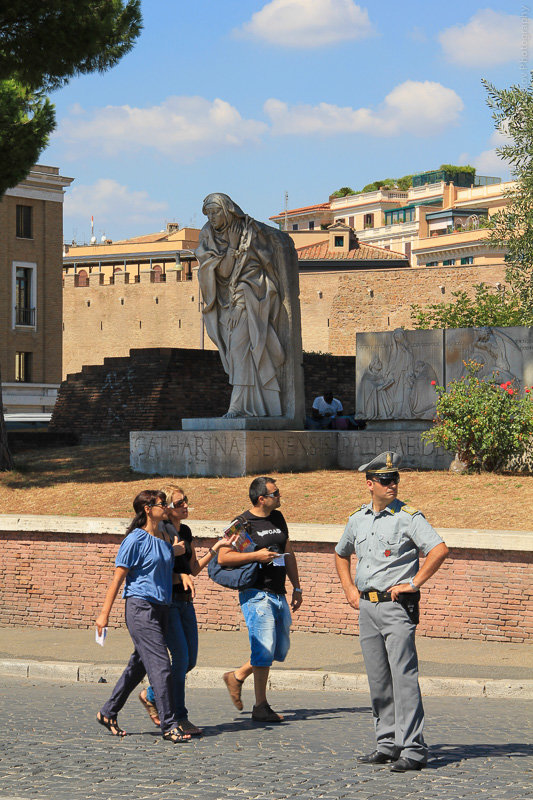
[239,589,292,667]
[146,598,198,720]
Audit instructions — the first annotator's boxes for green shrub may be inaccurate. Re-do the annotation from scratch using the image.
[422,360,533,472]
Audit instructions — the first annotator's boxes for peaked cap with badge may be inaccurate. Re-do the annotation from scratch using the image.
[358,451,402,474]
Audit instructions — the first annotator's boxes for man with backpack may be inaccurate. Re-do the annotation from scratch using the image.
[218,476,302,723]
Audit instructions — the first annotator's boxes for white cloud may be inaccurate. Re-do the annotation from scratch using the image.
[439,9,533,67]
[64,179,168,231]
[265,81,464,137]
[237,0,374,47]
[58,96,267,161]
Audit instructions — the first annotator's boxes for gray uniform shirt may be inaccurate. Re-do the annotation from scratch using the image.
[335,498,443,592]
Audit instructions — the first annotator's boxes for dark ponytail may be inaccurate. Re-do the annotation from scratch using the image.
[125,489,163,535]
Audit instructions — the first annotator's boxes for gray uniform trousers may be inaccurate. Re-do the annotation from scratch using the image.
[359,598,427,763]
[100,596,178,734]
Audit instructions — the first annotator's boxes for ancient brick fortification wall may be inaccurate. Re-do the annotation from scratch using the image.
[62,263,508,374]
[0,528,530,642]
[328,263,507,354]
[50,348,355,440]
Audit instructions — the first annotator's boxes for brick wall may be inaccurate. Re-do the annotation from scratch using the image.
[1,529,531,642]
[50,348,355,439]
[328,263,507,354]
[62,263,508,374]
[50,348,232,441]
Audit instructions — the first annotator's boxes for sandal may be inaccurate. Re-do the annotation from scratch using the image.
[96,711,126,737]
[162,726,191,743]
[139,689,160,727]
[177,718,203,736]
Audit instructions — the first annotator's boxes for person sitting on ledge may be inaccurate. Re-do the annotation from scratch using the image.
[309,390,344,429]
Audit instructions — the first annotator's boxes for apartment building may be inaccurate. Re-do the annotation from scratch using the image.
[270,168,509,267]
[0,165,73,422]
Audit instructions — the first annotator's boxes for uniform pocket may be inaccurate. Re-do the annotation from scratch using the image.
[355,531,367,558]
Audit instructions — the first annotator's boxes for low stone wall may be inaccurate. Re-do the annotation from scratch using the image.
[1,515,531,643]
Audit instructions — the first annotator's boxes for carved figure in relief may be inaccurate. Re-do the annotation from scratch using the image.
[196,193,286,418]
[384,329,415,418]
[467,327,521,387]
[409,360,438,418]
[358,356,393,419]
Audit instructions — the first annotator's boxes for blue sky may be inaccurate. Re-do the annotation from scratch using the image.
[42,0,529,244]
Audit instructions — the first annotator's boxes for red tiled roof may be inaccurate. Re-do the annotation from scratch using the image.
[269,202,331,220]
[296,240,407,261]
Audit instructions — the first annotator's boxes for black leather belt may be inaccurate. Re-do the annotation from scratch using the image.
[360,590,392,603]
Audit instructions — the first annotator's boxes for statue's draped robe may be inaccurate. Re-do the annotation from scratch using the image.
[197,216,285,417]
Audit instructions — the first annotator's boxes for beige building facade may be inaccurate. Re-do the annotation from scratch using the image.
[270,171,512,269]
[1,165,73,420]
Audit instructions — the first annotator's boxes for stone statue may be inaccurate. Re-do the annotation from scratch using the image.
[196,193,304,422]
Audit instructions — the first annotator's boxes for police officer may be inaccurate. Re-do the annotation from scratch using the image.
[335,452,449,772]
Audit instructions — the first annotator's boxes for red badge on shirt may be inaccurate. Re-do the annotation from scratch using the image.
[384,549,391,557]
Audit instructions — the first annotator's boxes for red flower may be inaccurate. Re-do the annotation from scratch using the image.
[526,388,530,393]
[431,380,436,386]
[500,383,506,389]
[507,389,514,395]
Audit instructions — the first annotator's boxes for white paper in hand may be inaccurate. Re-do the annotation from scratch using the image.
[95,627,107,647]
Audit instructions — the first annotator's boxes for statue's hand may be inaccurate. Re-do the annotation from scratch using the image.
[229,305,243,329]
[228,221,241,250]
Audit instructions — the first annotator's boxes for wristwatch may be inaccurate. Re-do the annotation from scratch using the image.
[409,578,418,591]
[293,587,302,593]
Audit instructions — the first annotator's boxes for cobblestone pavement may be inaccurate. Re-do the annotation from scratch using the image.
[0,678,531,800]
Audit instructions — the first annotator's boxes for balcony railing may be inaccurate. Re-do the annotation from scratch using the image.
[15,306,36,325]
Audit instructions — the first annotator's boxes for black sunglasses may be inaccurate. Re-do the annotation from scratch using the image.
[170,496,188,508]
[370,473,400,486]
[264,489,280,498]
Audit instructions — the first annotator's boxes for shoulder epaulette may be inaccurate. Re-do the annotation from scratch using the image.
[349,504,365,516]
[401,505,419,515]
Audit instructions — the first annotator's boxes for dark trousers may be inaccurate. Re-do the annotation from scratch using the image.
[99,596,178,734]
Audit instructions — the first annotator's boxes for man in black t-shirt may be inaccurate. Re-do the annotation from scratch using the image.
[218,476,303,723]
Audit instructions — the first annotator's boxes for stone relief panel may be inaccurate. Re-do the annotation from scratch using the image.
[445,327,533,389]
[356,329,443,420]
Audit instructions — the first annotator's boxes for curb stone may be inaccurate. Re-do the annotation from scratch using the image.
[2,659,532,698]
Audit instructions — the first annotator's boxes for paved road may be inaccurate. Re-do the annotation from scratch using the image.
[0,678,532,800]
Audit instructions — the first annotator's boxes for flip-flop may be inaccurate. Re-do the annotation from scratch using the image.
[138,690,160,727]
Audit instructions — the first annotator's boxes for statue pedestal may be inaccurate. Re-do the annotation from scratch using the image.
[130,429,338,478]
[182,417,301,432]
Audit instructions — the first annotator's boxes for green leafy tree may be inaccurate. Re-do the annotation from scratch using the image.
[0,0,142,468]
[330,186,357,198]
[0,0,142,196]
[483,75,533,309]
[422,361,533,472]
[411,283,533,329]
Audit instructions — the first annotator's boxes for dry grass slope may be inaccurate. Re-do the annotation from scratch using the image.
[0,443,531,530]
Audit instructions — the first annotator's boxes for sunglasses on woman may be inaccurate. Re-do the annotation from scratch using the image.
[169,496,188,508]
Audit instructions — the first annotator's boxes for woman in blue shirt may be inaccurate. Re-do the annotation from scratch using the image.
[139,484,237,736]
[95,489,190,743]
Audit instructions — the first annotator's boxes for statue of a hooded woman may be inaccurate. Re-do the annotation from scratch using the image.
[196,193,304,422]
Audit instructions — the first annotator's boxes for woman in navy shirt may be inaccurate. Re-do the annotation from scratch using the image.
[95,489,190,743]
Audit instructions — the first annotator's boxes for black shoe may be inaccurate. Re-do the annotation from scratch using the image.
[358,750,398,764]
[390,757,426,772]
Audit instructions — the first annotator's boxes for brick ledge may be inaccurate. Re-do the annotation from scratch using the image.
[0,514,531,552]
